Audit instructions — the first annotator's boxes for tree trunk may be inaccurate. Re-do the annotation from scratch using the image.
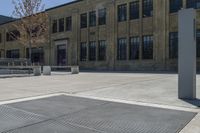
[28,36,32,65]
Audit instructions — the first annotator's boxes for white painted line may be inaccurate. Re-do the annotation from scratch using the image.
[0,93,66,105]
[70,94,200,113]
[0,92,199,113]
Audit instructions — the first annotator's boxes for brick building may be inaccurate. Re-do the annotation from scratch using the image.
[0,0,200,71]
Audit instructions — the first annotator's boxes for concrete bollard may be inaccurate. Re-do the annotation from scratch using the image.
[33,66,41,76]
[43,66,51,75]
[71,66,79,74]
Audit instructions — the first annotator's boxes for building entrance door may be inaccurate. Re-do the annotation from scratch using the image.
[57,44,66,66]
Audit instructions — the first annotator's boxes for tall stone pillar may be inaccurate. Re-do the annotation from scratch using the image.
[178,8,196,99]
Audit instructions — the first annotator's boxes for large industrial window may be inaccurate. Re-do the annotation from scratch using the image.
[59,18,64,32]
[170,0,182,13]
[26,47,44,64]
[6,49,20,58]
[98,40,106,61]
[66,16,72,31]
[143,0,153,17]
[169,32,178,59]
[6,30,20,42]
[89,41,96,61]
[81,13,87,28]
[142,35,153,59]
[98,8,106,25]
[89,11,96,27]
[52,20,57,33]
[117,38,127,60]
[197,30,200,57]
[130,0,139,20]
[118,4,127,22]
[80,42,87,61]
[130,37,140,60]
[187,0,200,9]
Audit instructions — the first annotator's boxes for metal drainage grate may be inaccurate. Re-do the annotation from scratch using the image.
[57,102,196,133]
[7,120,99,133]
[0,105,46,133]
[2,95,197,133]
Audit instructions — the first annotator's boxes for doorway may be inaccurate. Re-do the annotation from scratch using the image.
[57,44,66,66]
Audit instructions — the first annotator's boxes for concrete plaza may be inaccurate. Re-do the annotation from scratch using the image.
[0,72,199,132]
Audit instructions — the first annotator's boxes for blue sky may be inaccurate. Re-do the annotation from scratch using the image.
[0,0,74,17]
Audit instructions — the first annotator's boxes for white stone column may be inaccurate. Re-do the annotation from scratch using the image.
[178,8,196,99]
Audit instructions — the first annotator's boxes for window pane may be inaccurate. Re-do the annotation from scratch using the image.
[170,0,182,13]
[169,32,178,59]
[130,37,140,60]
[98,40,106,61]
[66,16,72,31]
[26,47,44,64]
[143,0,153,17]
[142,35,153,59]
[6,49,20,58]
[6,30,20,42]
[187,0,200,9]
[89,41,96,61]
[80,42,87,61]
[52,20,57,33]
[98,8,106,25]
[81,13,87,28]
[59,18,64,32]
[118,4,127,22]
[89,11,96,27]
[117,38,127,60]
[130,0,139,20]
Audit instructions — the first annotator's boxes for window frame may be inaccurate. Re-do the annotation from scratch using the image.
[98,8,106,25]
[169,32,178,59]
[142,0,153,18]
[80,13,88,29]
[129,36,140,60]
[66,16,72,31]
[130,0,140,20]
[170,0,183,13]
[98,40,106,61]
[117,38,127,60]
[89,11,96,27]
[142,35,153,59]
[80,42,87,61]
[186,0,200,9]
[6,49,20,58]
[118,4,127,22]
[58,18,64,32]
[89,41,96,61]
[52,19,58,33]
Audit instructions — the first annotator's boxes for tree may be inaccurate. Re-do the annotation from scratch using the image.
[11,0,49,64]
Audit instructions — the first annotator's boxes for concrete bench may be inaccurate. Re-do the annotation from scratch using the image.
[43,66,79,75]
[0,66,41,76]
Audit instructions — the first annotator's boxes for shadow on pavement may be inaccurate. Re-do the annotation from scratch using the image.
[182,98,200,107]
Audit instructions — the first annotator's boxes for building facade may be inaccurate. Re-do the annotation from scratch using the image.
[0,0,200,71]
